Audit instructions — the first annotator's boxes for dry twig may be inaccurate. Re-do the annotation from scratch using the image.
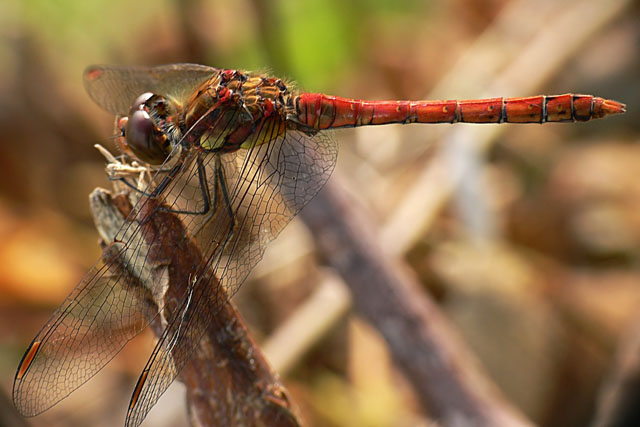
[300,176,533,427]
[90,188,300,427]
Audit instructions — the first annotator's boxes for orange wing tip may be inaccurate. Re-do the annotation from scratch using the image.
[84,66,103,81]
[128,369,149,410]
[16,340,41,380]
[597,98,626,117]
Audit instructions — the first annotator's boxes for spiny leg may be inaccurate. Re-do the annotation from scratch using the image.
[117,161,184,199]
[156,155,212,217]
[192,155,236,249]
[128,155,215,232]
[215,156,236,251]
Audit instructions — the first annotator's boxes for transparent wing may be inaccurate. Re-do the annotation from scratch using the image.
[124,268,218,427]
[11,155,198,416]
[83,64,219,115]
[12,236,157,416]
[124,123,338,425]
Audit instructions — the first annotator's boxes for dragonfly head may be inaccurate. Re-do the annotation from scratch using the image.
[118,92,174,165]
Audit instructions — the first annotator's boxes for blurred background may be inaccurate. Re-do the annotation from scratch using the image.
[0,0,638,426]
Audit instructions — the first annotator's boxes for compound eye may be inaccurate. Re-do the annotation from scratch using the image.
[126,110,154,154]
[124,109,169,164]
[131,92,154,112]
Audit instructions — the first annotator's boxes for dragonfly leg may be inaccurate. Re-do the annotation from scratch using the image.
[190,156,236,247]
[215,157,236,250]
[136,156,213,230]
[116,161,184,199]
[156,156,213,217]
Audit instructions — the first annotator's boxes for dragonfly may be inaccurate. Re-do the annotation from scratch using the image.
[13,63,626,426]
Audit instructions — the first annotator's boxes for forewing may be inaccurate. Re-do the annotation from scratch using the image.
[123,125,338,425]
[11,173,198,416]
[12,245,154,416]
[179,120,338,296]
[125,272,218,427]
[83,64,218,115]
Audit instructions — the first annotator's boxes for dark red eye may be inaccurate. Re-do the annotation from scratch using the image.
[127,110,153,149]
[123,109,168,164]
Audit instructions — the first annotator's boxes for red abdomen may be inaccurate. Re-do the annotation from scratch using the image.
[295,93,625,129]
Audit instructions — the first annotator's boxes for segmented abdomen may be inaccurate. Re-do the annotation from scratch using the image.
[295,93,625,130]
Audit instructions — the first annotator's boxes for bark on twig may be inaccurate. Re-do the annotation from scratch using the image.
[89,188,300,427]
[300,176,533,427]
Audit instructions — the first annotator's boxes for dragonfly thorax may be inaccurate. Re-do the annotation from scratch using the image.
[182,70,292,153]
